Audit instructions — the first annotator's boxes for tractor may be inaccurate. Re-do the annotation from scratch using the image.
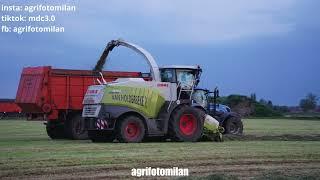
[192,88,243,135]
[82,39,223,142]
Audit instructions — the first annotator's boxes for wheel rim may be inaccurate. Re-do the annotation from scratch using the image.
[125,122,141,140]
[179,114,197,136]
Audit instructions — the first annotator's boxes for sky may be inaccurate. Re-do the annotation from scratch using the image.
[0,0,319,106]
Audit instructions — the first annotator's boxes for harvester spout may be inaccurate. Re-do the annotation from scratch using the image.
[94,39,161,82]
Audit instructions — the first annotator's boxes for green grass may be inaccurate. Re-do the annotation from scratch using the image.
[0,119,319,179]
[244,118,320,135]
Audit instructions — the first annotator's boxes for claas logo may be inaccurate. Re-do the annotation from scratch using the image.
[87,90,99,94]
[157,83,168,87]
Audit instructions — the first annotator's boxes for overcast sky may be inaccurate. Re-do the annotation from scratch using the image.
[0,0,319,105]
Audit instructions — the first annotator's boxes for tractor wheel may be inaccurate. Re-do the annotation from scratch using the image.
[88,130,115,143]
[117,116,145,143]
[65,113,88,140]
[169,105,204,142]
[224,117,243,135]
[46,121,66,139]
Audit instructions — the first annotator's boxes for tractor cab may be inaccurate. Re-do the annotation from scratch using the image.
[192,89,209,109]
[192,88,222,116]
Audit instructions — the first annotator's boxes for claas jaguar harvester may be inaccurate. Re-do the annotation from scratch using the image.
[82,39,222,143]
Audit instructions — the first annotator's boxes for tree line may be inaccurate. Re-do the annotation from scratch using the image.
[214,93,319,117]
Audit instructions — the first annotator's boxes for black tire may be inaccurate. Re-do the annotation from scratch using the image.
[65,113,88,140]
[117,116,145,143]
[169,105,204,142]
[224,117,243,135]
[88,130,115,143]
[46,121,66,139]
[0,113,4,120]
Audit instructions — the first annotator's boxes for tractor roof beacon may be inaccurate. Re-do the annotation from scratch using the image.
[82,39,209,143]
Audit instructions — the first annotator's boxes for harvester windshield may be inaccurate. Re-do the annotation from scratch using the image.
[176,70,195,89]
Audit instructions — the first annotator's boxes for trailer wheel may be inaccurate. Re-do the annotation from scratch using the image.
[0,113,4,120]
[88,130,115,143]
[117,116,145,143]
[65,113,88,140]
[224,117,243,135]
[169,105,204,142]
[46,121,66,139]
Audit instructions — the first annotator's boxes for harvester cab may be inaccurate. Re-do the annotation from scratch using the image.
[83,39,222,142]
[160,65,202,101]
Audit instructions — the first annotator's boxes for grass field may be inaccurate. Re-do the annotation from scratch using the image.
[0,119,319,179]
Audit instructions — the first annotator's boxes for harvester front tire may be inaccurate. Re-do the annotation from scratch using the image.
[169,105,204,142]
[224,117,243,135]
[117,116,145,143]
[46,121,66,139]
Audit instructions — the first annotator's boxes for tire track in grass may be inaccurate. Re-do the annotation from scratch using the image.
[1,153,319,171]
[1,157,320,179]
[2,161,319,179]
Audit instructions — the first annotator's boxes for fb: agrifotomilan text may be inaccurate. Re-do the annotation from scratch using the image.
[12,26,64,34]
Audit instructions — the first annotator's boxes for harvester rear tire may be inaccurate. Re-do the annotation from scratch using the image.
[46,121,66,139]
[65,113,88,140]
[169,105,204,142]
[117,116,145,143]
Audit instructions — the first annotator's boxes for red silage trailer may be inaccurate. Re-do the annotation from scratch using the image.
[15,66,150,139]
[0,99,22,119]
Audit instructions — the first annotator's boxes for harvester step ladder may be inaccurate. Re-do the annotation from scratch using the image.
[167,80,196,112]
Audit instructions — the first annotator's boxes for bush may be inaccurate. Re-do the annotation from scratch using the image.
[253,103,282,117]
[215,94,283,117]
